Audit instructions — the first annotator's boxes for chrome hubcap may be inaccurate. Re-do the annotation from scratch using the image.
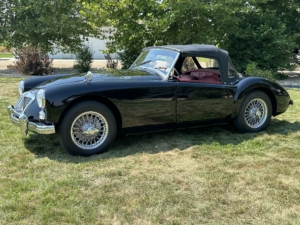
[244,98,267,128]
[71,111,108,150]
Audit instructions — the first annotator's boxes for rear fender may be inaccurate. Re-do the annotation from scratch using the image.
[231,78,280,118]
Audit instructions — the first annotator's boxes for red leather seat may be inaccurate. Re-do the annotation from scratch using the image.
[176,69,221,84]
[180,74,193,80]
[198,75,221,84]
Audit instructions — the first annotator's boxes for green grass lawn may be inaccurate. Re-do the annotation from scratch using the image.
[1,77,300,224]
[0,53,13,58]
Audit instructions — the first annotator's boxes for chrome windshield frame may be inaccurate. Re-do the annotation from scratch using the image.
[166,52,180,80]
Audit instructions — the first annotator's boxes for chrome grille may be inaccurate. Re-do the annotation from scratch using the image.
[15,92,35,112]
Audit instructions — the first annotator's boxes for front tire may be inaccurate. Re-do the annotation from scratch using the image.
[58,101,117,156]
[234,91,272,133]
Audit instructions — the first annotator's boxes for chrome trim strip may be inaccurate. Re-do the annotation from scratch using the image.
[7,105,55,135]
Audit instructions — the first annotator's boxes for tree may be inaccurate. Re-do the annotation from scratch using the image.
[90,0,245,68]
[254,0,300,49]
[86,0,164,68]
[224,1,299,73]
[158,0,245,46]
[0,0,98,53]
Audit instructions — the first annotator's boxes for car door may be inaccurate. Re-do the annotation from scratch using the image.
[108,79,178,133]
[176,56,230,124]
[176,82,229,123]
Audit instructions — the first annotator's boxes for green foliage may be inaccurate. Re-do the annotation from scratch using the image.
[91,0,164,68]
[245,62,288,81]
[73,45,94,73]
[245,62,276,81]
[0,0,98,53]
[254,0,300,48]
[13,45,53,75]
[89,0,299,73]
[116,48,140,69]
[158,0,244,46]
[90,0,247,68]
[2,0,299,73]
[92,0,244,68]
[223,3,299,74]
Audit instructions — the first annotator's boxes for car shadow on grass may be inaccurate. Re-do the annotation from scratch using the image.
[23,119,300,163]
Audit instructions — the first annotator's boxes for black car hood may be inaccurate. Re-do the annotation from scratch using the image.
[37,70,161,89]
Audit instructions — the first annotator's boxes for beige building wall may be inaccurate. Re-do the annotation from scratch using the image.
[50,27,117,59]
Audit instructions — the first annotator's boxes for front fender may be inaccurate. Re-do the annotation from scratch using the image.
[42,81,118,124]
[231,77,290,118]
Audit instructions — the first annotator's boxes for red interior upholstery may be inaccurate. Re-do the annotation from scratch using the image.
[178,74,194,81]
[199,75,220,84]
[176,69,221,84]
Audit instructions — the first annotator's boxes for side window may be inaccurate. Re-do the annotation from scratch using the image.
[181,57,198,72]
[196,57,219,70]
[228,59,238,78]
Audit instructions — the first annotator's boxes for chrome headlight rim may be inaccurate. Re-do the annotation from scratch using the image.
[18,81,25,95]
[36,89,46,108]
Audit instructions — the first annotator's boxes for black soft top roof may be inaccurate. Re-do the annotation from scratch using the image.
[143,44,239,84]
[144,44,228,59]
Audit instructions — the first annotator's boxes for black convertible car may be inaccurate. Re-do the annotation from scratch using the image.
[7,45,293,155]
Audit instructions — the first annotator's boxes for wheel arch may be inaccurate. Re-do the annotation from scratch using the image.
[232,87,277,118]
[55,95,122,133]
[254,87,277,116]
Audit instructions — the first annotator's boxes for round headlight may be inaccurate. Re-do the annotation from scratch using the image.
[18,81,24,95]
[36,89,46,108]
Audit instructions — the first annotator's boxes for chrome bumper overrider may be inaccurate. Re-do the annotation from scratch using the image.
[7,105,55,136]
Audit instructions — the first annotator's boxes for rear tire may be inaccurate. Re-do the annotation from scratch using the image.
[58,101,117,156]
[234,91,272,133]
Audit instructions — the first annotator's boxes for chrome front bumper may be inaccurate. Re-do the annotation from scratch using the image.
[7,105,55,136]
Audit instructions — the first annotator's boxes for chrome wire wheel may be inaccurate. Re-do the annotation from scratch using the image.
[71,111,108,150]
[244,98,268,129]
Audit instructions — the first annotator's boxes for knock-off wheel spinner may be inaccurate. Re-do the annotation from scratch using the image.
[71,111,108,150]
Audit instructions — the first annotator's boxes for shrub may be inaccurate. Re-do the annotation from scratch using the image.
[104,53,119,69]
[245,62,279,81]
[73,45,93,73]
[117,48,140,69]
[13,45,54,75]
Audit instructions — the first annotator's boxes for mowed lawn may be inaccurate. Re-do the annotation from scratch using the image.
[0,77,300,224]
[0,53,13,58]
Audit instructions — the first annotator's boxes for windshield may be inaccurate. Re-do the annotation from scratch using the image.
[130,49,179,80]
